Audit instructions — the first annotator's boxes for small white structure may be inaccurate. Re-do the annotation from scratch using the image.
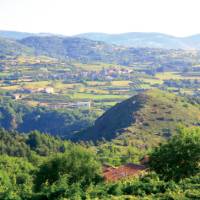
[44,87,54,94]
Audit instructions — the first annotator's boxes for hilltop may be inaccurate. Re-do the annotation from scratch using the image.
[0,30,59,39]
[19,36,117,62]
[0,36,33,56]
[75,89,200,142]
[2,30,200,49]
[0,35,199,72]
[77,32,200,49]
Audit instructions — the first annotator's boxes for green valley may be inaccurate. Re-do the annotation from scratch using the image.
[0,31,199,200]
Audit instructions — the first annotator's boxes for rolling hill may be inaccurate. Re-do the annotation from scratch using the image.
[0,30,59,39]
[77,32,200,49]
[0,35,199,73]
[0,30,35,40]
[0,37,33,56]
[2,30,200,49]
[18,36,199,70]
[74,89,200,142]
[19,36,117,62]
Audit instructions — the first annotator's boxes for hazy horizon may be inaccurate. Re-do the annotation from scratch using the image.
[1,29,200,38]
[1,0,200,37]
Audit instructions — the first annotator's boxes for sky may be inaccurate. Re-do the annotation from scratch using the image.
[0,0,200,37]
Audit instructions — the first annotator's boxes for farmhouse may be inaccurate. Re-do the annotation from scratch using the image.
[103,163,146,182]
[44,87,54,94]
[48,101,91,109]
[12,93,22,100]
[103,156,149,181]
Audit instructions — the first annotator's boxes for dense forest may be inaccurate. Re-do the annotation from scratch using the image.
[0,96,98,137]
[0,126,200,199]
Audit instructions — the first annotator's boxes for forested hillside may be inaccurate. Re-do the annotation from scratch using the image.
[0,127,200,199]
[0,37,32,56]
[76,89,200,142]
[0,97,98,137]
[0,35,199,76]
[18,36,200,68]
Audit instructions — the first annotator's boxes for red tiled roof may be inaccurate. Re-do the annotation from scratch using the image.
[103,163,146,182]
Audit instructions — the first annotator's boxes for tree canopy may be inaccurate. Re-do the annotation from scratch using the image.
[149,126,200,181]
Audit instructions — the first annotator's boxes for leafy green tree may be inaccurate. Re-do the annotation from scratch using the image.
[0,155,35,199]
[35,145,102,192]
[26,131,42,149]
[149,127,200,181]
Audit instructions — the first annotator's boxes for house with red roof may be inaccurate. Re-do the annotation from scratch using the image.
[103,156,149,181]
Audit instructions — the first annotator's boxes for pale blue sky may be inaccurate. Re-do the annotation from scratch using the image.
[0,0,199,37]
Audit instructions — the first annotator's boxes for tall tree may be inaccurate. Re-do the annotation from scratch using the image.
[149,127,200,181]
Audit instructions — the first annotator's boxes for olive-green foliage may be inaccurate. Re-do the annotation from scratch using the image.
[0,155,35,200]
[76,89,200,143]
[19,36,200,69]
[35,145,102,191]
[103,172,200,199]
[149,126,200,181]
[26,130,74,157]
[0,96,98,137]
[0,128,31,157]
[0,128,72,157]
[0,128,200,199]
[0,37,32,57]
[96,141,146,166]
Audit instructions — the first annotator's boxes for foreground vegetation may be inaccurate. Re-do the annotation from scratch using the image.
[0,126,199,199]
[0,32,200,200]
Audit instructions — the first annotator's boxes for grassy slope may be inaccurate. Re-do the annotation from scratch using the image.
[75,89,200,145]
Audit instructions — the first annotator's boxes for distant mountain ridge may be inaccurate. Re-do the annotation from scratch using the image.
[0,30,61,40]
[0,35,199,71]
[77,32,200,49]
[2,30,200,49]
[19,36,118,62]
[18,36,199,68]
[0,37,33,56]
